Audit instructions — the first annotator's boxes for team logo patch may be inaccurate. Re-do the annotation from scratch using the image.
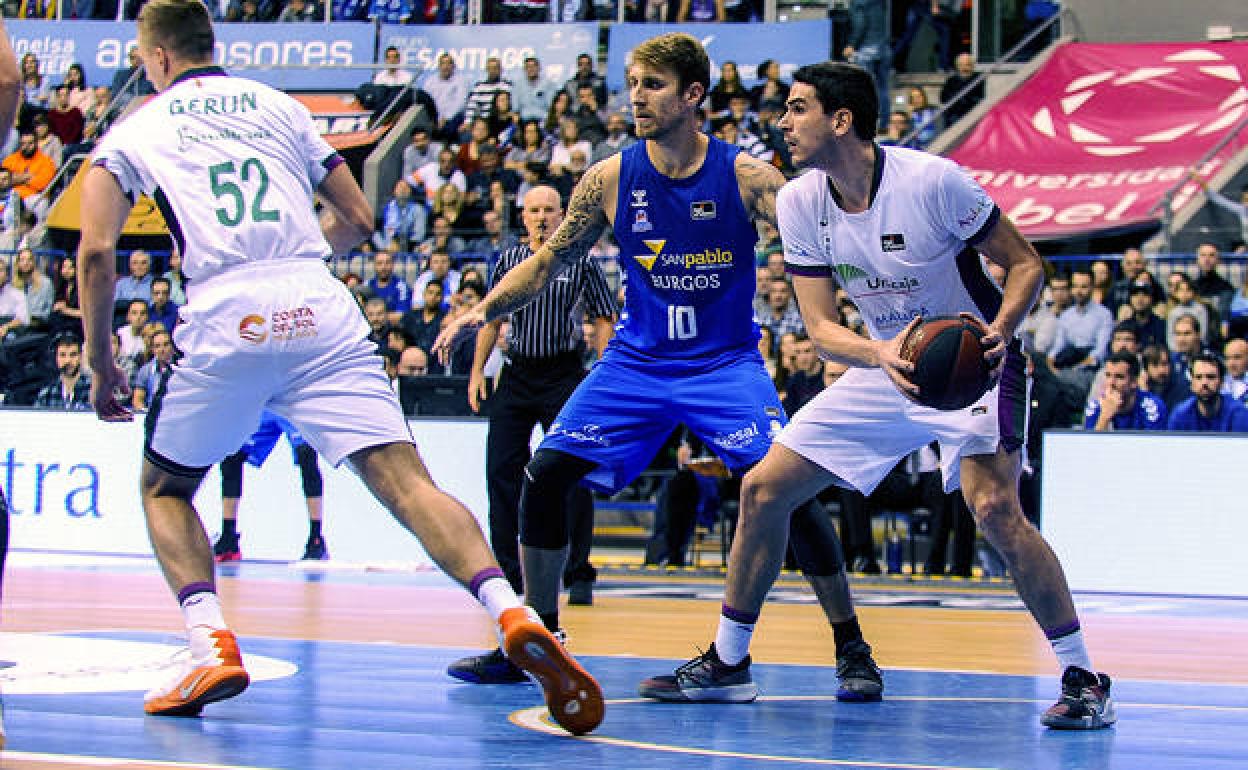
[634,239,665,271]
[238,314,267,344]
[632,209,653,233]
[631,189,649,208]
[881,233,906,252]
[691,200,717,220]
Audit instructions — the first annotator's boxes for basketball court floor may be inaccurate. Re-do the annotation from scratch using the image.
[2,553,1246,769]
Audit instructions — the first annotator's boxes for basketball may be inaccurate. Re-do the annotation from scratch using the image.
[898,315,994,410]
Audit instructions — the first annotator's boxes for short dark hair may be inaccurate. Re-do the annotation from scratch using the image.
[1105,350,1140,379]
[1112,321,1138,340]
[151,275,171,291]
[790,61,878,141]
[1173,312,1201,335]
[1191,351,1225,379]
[1140,344,1170,367]
[51,331,82,354]
[127,298,148,312]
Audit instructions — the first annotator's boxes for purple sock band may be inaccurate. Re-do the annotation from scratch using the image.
[177,581,216,605]
[469,567,506,598]
[1044,620,1081,640]
[721,604,759,626]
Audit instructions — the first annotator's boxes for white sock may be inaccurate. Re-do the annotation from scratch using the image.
[1050,629,1094,674]
[476,577,521,623]
[714,613,756,666]
[181,591,226,631]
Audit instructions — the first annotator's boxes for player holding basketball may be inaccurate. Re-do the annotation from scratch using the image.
[75,0,601,734]
[437,33,883,701]
[643,61,1114,729]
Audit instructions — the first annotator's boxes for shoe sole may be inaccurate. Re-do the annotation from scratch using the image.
[1041,710,1117,729]
[144,666,250,717]
[503,625,604,735]
[836,688,883,703]
[638,682,758,703]
[446,666,530,685]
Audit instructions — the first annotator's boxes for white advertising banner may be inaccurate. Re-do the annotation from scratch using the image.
[0,410,490,565]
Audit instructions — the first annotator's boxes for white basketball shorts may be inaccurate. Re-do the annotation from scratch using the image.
[145,259,411,474]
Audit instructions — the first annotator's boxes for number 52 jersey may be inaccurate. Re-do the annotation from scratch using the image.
[91,66,340,286]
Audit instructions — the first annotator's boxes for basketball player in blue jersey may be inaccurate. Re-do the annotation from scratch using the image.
[74,0,600,734]
[644,61,1113,729]
[0,15,24,749]
[437,33,883,701]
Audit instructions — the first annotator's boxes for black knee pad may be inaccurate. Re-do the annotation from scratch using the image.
[519,449,595,550]
[219,451,246,498]
[294,444,323,497]
[788,498,845,576]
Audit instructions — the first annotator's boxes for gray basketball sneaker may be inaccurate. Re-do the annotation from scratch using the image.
[638,644,758,703]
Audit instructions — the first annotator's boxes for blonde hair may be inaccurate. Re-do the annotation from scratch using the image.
[138,0,215,62]
[627,33,710,105]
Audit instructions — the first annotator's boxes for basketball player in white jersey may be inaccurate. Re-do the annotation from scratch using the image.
[652,61,1114,729]
[75,0,601,734]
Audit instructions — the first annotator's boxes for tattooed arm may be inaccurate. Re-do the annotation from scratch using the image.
[735,153,786,230]
[477,158,618,324]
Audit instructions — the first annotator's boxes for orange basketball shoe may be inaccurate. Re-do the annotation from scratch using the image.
[144,627,250,717]
[499,607,604,735]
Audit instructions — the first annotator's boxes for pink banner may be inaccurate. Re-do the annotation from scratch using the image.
[948,42,1248,241]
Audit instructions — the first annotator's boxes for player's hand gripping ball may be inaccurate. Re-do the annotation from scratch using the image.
[898,315,994,410]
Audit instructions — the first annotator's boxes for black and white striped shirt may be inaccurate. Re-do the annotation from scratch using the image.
[493,244,617,360]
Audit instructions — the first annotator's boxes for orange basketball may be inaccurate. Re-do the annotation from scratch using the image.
[898,315,993,410]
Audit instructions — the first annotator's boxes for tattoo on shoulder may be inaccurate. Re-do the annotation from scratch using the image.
[738,156,785,227]
[548,162,609,268]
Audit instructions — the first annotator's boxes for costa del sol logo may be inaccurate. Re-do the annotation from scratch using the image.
[238,314,267,344]
[1031,48,1246,157]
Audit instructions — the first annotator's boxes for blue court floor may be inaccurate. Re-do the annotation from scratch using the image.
[4,628,1247,769]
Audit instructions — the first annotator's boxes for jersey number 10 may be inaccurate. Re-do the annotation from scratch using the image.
[667,305,698,340]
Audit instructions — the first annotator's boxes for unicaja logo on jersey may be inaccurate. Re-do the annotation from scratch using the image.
[238,314,267,344]
[832,263,869,284]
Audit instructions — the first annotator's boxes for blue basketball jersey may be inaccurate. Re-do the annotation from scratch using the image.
[613,136,760,361]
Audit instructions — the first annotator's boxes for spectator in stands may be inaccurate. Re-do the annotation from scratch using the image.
[80,86,114,145]
[1165,275,1211,350]
[0,259,29,341]
[413,249,461,309]
[485,91,520,146]
[2,131,56,217]
[708,61,749,115]
[748,59,789,113]
[505,119,551,172]
[468,209,517,263]
[116,298,149,364]
[416,147,466,206]
[1084,350,1167,431]
[906,87,940,147]
[395,344,429,377]
[1049,268,1113,397]
[1170,313,1206,385]
[1191,172,1248,251]
[377,179,427,253]
[444,279,486,375]
[147,275,179,333]
[109,47,154,113]
[373,46,414,88]
[571,83,606,146]
[421,53,469,142]
[278,0,322,20]
[779,333,824,416]
[1168,352,1248,431]
[1140,343,1189,412]
[1021,352,1081,526]
[563,53,607,111]
[512,56,554,124]
[363,296,391,354]
[18,53,50,134]
[34,333,91,411]
[1193,242,1235,338]
[11,247,52,332]
[464,57,511,130]
[1021,272,1071,357]
[465,142,519,210]
[844,0,891,131]
[591,112,635,164]
[433,182,479,239]
[46,85,83,147]
[940,52,984,126]
[114,248,154,303]
[714,117,772,165]
[163,248,186,305]
[1121,282,1166,350]
[367,249,413,323]
[419,216,467,258]
[757,276,805,343]
[677,0,723,21]
[1230,276,1248,341]
[227,0,263,21]
[1222,338,1248,402]
[32,114,62,168]
[131,327,175,410]
[1089,259,1113,307]
[50,255,82,337]
[878,110,919,148]
[894,0,959,73]
[1084,322,1139,406]
[401,126,442,190]
[543,90,573,144]
[549,119,592,177]
[723,92,762,137]
[1107,247,1165,316]
[400,279,449,355]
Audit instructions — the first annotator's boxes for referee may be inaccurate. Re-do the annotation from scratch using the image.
[461,186,616,665]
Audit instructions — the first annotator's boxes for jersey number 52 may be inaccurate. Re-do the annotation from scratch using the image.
[210,158,281,227]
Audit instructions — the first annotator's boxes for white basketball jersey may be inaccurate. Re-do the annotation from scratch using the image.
[92,67,338,285]
[779,146,1003,341]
